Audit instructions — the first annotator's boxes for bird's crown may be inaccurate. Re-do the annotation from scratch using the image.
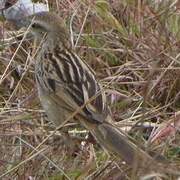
[12,11,69,43]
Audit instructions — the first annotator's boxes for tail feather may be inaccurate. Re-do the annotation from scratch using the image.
[80,119,180,175]
[91,122,154,166]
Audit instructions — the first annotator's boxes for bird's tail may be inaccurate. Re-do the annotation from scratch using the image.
[91,122,154,166]
[80,119,180,175]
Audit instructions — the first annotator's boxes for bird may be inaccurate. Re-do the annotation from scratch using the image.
[10,11,173,171]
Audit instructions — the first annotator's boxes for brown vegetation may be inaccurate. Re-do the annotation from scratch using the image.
[0,0,179,179]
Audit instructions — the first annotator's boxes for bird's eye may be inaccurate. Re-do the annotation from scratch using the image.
[31,23,41,29]
[31,23,36,28]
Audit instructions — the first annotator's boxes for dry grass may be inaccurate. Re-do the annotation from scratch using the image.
[0,0,180,179]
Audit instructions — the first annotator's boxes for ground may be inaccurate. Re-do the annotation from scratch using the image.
[0,0,180,179]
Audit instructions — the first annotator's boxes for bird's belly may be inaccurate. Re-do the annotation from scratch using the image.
[38,91,71,126]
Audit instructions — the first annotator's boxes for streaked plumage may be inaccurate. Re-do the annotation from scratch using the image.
[13,12,168,168]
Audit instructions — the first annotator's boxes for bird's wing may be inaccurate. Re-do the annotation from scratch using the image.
[38,47,108,124]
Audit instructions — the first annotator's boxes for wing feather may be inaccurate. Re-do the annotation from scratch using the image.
[36,46,108,124]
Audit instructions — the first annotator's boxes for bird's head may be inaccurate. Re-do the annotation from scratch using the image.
[12,12,70,46]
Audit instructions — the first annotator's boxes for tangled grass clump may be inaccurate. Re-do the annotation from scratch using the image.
[0,0,180,179]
